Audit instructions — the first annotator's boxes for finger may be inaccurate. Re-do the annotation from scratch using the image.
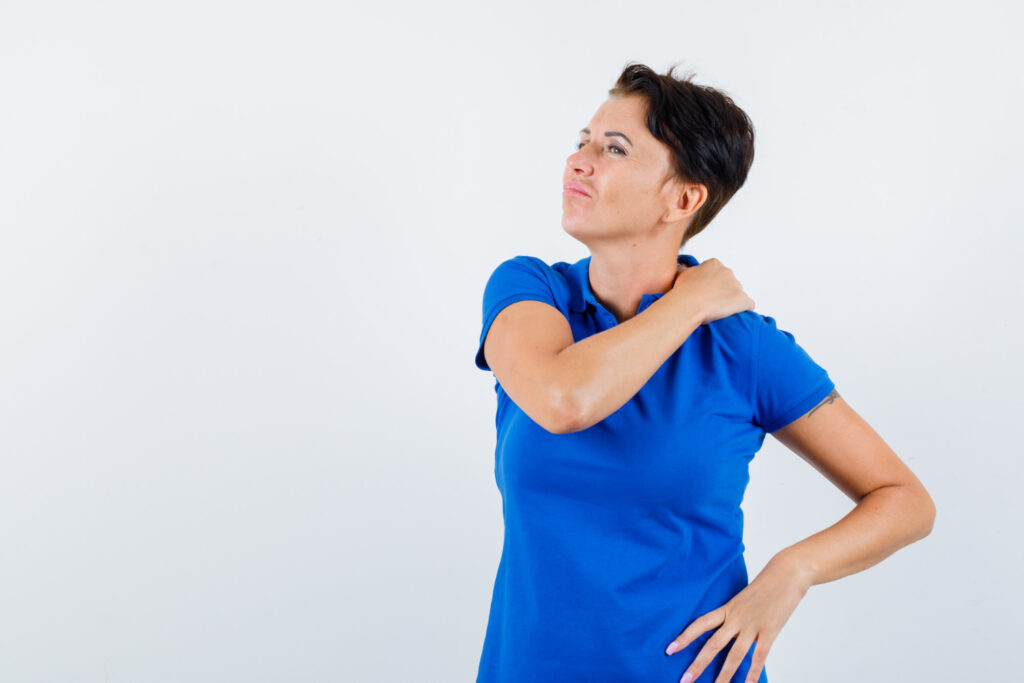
[713,631,756,683]
[665,607,724,656]
[679,630,734,683]
[743,633,776,683]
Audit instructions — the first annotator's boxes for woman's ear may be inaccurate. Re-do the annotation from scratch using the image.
[677,183,707,214]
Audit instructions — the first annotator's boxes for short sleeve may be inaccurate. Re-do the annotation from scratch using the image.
[752,314,835,433]
[475,255,562,371]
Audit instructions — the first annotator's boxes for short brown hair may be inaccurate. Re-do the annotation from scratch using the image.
[608,62,756,249]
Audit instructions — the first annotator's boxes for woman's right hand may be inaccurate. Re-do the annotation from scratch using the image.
[671,258,755,325]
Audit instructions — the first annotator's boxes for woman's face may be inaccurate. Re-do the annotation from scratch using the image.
[562,95,684,245]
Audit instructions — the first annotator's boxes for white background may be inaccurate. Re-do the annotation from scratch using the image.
[1,1,1020,681]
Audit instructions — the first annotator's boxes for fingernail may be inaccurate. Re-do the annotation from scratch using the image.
[680,672,694,683]
[665,641,679,655]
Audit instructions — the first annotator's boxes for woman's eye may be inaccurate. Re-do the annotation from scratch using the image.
[574,141,625,155]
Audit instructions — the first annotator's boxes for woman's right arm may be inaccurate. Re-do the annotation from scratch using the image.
[481,258,753,434]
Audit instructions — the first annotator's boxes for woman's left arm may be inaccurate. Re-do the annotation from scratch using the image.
[765,387,936,581]
[666,389,936,683]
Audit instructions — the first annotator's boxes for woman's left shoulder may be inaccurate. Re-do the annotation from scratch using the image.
[705,309,763,338]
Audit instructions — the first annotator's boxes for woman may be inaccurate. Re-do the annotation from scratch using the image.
[473,63,935,683]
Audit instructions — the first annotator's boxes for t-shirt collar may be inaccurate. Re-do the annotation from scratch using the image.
[567,253,701,314]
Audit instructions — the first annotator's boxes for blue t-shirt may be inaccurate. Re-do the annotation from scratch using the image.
[473,253,835,682]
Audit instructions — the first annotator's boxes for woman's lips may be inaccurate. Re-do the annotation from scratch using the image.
[563,181,592,198]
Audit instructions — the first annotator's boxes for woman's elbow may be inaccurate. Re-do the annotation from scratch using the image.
[551,390,587,434]
[912,484,937,539]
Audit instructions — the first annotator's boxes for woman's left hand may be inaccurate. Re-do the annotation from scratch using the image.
[664,552,813,683]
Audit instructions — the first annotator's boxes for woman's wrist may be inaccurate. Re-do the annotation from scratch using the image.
[662,287,707,329]
[770,547,817,594]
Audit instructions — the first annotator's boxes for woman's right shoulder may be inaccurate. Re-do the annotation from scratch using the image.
[486,254,565,281]
[482,254,573,311]
[492,253,553,270]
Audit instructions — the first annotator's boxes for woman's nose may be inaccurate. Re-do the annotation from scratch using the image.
[567,145,593,171]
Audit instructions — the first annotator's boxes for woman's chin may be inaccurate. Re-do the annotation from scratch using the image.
[561,217,592,239]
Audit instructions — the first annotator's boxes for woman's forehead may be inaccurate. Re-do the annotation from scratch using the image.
[583,96,653,144]
[589,95,645,127]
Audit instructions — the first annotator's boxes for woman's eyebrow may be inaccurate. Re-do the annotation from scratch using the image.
[579,128,634,147]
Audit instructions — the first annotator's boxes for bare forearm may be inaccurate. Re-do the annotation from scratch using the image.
[558,289,703,432]
[774,484,936,589]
